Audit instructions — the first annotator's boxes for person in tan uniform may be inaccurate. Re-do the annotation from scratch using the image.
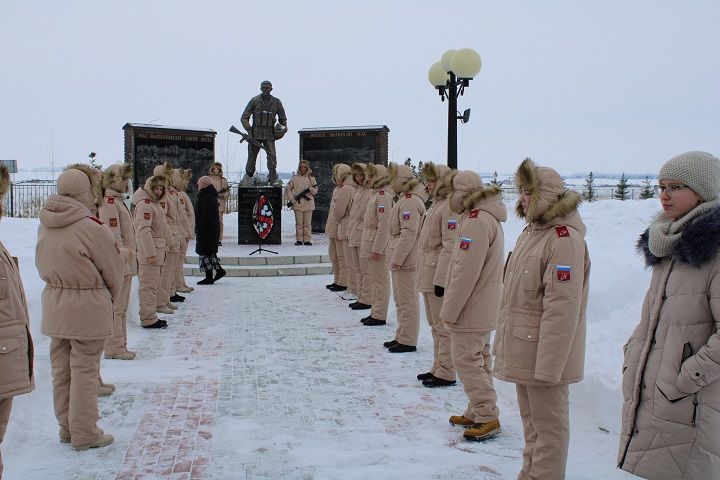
[287,159,318,245]
[360,163,394,326]
[334,164,357,299]
[325,163,351,292]
[346,163,373,310]
[0,164,34,475]
[98,164,137,361]
[153,164,184,311]
[208,162,229,245]
[384,164,427,352]
[441,170,506,441]
[132,175,170,329]
[173,168,195,294]
[493,158,590,480]
[416,163,458,386]
[36,166,124,451]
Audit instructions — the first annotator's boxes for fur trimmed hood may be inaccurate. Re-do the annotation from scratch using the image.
[144,174,168,201]
[0,163,9,198]
[514,157,582,224]
[638,205,720,268]
[102,163,132,193]
[434,170,456,200]
[392,164,415,194]
[447,170,505,220]
[153,162,174,186]
[62,163,103,209]
[297,159,312,176]
[421,162,451,183]
[351,163,367,186]
[333,163,352,185]
[209,162,224,176]
[373,163,394,189]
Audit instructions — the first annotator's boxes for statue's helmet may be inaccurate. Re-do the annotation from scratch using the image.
[274,123,287,140]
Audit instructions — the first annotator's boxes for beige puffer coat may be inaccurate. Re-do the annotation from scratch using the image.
[287,160,318,212]
[332,166,356,241]
[208,162,229,213]
[417,164,457,292]
[154,164,182,252]
[325,164,350,238]
[347,163,373,248]
[173,169,195,240]
[618,203,720,479]
[439,171,506,332]
[132,176,169,265]
[98,164,137,277]
[493,159,590,386]
[386,165,427,269]
[36,168,124,340]
[361,164,393,258]
[0,164,34,399]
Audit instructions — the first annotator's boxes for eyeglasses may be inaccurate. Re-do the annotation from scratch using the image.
[658,184,689,197]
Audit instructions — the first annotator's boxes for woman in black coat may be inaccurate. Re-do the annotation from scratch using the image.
[195,176,225,284]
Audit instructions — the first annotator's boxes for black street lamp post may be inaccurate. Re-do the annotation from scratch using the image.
[428,49,482,170]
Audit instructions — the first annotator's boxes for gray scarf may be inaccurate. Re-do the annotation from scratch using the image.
[648,197,720,258]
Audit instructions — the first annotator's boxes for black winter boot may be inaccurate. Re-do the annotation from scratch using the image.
[197,271,214,285]
[214,266,226,282]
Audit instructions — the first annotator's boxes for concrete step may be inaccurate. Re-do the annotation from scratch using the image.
[182,254,332,277]
[182,263,331,277]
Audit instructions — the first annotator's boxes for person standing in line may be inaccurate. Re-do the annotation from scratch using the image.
[173,168,195,294]
[334,164,357,300]
[153,164,184,311]
[132,175,170,329]
[98,164,137,360]
[493,158,590,480]
[0,164,34,475]
[442,170,506,441]
[325,163,352,292]
[195,176,225,285]
[383,164,427,353]
[360,163,394,326]
[416,163,458,387]
[287,159,318,246]
[347,163,373,311]
[208,162,229,246]
[36,166,124,451]
[619,151,720,480]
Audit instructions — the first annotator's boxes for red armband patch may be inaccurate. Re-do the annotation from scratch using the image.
[107,196,115,204]
[144,199,151,204]
[87,216,103,225]
[379,190,384,195]
[144,212,151,220]
[468,209,479,218]
[160,201,166,209]
[555,226,569,237]
[405,193,412,199]
[109,218,118,227]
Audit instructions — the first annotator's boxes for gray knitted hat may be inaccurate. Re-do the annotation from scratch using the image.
[659,151,720,201]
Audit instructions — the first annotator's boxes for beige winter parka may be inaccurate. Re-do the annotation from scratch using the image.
[0,164,34,399]
[287,160,318,212]
[493,159,590,386]
[618,202,720,479]
[132,176,169,266]
[36,168,124,340]
[347,163,373,248]
[360,164,393,258]
[325,164,351,238]
[332,166,356,241]
[98,164,137,277]
[208,162,229,213]
[439,172,506,332]
[173,169,195,240]
[386,166,427,270]
[416,164,457,292]
[154,164,182,252]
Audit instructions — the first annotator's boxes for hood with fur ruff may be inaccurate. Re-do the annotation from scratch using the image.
[514,157,582,225]
[297,159,313,176]
[61,163,103,210]
[102,163,132,193]
[333,163,352,185]
[0,164,8,198]
[209,162,224,176]
[132,175,168,203]
[373,163,393,189]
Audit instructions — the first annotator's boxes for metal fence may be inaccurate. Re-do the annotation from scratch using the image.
[500,186,652,202]
[2,182,57,218]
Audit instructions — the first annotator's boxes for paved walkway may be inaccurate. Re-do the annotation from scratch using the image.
[12,274,625,480]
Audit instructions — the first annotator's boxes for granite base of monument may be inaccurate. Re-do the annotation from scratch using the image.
[238,186,282,245]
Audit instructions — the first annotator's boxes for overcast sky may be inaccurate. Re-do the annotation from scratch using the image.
[1,1,718,176]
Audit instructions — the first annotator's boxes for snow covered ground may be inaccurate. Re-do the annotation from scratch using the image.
[0,200,659,479]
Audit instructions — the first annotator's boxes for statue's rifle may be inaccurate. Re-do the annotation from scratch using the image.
[229,125,268,152]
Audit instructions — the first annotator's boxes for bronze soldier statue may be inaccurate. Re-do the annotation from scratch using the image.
[241,80,287,186]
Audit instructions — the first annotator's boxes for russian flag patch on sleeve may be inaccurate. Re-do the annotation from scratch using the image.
[556,265,572,282]
[447,219,457,230]
[378,205,385,213]
[402,211,411,220]
[459,237,472,250]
